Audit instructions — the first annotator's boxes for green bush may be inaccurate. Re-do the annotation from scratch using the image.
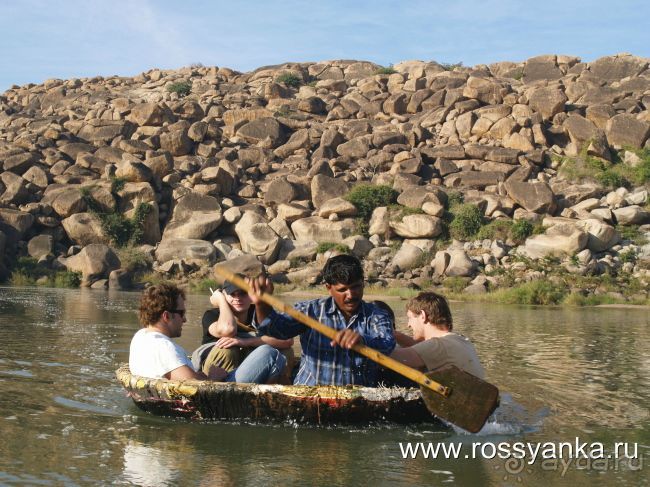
[443,277,470,293]
[449,204,483,241]
[110,176,126,194]
[440,62,464,71]
[476,220,513,241]
[316,242,351,254]
[375,65,397,75]
[190,278,219,293]
[83,186,152,247]
[6,257,81,288]
[117,246,152,272]
[493,280,566,305]
[167,80,192,97]
[510,219,534,243]
[619,249,637,263]
[275,73,302,88]
[616,225,648,245]
[595,170,626,188]
[9,272,34,286]
[388,204,424,221]
[345,184,398,220]
[559,147,650,189]
[52,271,82,288]
[445,191,464,210]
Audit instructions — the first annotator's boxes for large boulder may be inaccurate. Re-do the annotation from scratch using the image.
[162,192,222,240]
[234,211,282,264]
[59,244,121,286]
[61,212,108,246]
[155,238,217,264]
[519,224,588,259]
[528,87,567,120]
[564,114,605,150]
[311,175,349,208]
[396,186,446,207]
[318,198,358,218]
[505,180,556,213]
[160,128,193,156]
[27,234,54,259]
[391,242,426,271]
[575,219,619,252]
[523,55,563,83]
[237,118,287,147]
[3,152,36,175]
[605,114,650,149]
[613,206,650,225]
[77,120,133,143]
[128,102,171,126]
[390,214,443,238]
[588,54,648,80]
[445,249,477,277]
[368,207,390,236]
[213,254,264,280]
[0,208,35,245]
[264,177,299,205]
[291,216,356,242]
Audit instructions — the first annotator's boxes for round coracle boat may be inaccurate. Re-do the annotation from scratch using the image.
[115,364,439,425]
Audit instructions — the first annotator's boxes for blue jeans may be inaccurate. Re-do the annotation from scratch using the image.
[225,345,286,384]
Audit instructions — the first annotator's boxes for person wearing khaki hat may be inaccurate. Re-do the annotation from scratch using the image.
[191,275,294,383]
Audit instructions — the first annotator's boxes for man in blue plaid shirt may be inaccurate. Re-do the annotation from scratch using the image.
[253,255,396,386]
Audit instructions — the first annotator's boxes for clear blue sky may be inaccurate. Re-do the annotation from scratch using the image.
[2,0,648,91]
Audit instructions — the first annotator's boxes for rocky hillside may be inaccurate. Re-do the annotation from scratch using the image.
[0,54,649,302]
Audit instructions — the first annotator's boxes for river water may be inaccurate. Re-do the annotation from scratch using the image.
[0,286,648,486]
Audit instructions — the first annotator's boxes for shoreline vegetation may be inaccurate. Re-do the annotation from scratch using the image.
[5,277,649,308]
[1,55,649,307]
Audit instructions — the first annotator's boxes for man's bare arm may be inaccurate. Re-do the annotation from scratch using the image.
[165,365,207,381]
[395,330,418,347]
[390,347,425,369]
[207,289,237,338]
[248,275,274,323]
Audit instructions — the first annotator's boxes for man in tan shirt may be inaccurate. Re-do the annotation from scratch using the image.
[333,291,485,380]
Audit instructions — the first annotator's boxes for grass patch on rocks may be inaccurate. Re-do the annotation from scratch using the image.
[316,242,351,254]
[558,147,650,188]
[448,203,483,241]
[275,73,302,88]
[476,219,540,244]
[8,257,81,288]
[82,183,152,248]
[346,184,398,220]
[167,80,192,97]
[375,65,397,75]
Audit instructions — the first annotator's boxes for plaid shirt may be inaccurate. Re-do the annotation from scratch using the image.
[258,297,395,386]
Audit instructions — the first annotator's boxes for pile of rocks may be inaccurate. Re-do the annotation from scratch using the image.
[0,54,648,295]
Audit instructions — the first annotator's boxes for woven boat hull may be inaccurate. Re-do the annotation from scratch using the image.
[115,365,438,424]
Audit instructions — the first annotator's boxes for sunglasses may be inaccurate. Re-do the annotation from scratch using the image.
[168,309,186,318]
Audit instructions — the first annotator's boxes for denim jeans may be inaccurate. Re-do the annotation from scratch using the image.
[225,344,286,384]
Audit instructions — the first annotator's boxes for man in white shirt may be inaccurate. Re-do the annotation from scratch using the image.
[129,283,286,383]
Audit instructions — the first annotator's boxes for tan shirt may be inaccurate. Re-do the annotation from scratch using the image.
[411,333,485,379]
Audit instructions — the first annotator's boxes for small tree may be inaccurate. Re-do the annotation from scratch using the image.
[449,204,483,240]
[345,184,398,221]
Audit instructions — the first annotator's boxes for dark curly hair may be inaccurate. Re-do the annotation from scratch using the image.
[139,283,186,327]
[322,255,364,285]
[406,292,453,331]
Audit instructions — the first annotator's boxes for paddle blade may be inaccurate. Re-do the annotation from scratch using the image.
[421,365,499,433]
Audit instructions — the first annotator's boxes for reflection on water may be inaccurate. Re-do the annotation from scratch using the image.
[0,286,648,485]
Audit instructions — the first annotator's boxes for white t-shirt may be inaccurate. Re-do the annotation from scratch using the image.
[129,328,194,379]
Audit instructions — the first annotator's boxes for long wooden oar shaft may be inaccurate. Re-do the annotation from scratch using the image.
[215,269,450,397]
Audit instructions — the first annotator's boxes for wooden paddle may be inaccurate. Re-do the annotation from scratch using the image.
[214,268,499,433]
